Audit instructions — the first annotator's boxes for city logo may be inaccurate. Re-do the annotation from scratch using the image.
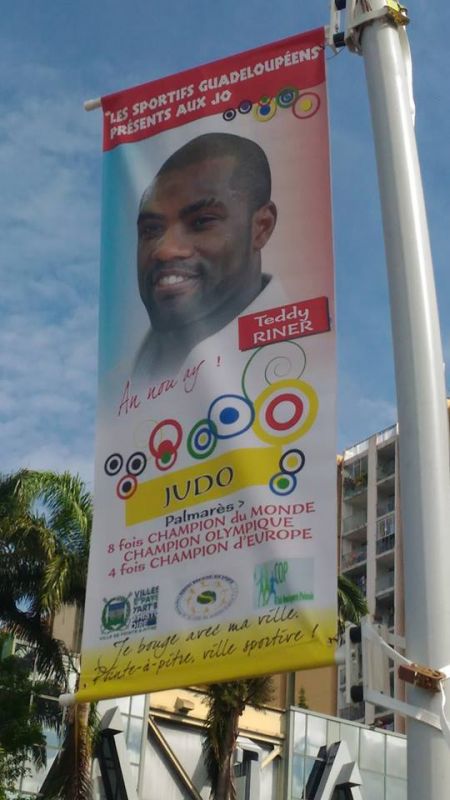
[101,587,160,637]
[253,558,314,609]
[101,595,131,632]
[176,575,238,620]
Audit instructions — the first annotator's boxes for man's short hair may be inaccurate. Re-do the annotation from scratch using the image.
[152,133,272,211]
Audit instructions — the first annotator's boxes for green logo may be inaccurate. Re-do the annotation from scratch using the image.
[197,590,216,605]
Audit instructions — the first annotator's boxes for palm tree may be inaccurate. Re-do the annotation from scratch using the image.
[0,633,61,798]
[203,677,273,800]
[337,573,368,638]
[203,574,368,800]
[0,469,94,799]
[38,700,98,800]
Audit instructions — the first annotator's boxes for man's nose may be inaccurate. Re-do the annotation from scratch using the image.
[152,225,193,261]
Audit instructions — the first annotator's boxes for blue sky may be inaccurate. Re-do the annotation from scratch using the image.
[1,0,448,484]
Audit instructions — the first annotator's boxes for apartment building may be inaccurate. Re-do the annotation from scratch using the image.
[337,422,404,731]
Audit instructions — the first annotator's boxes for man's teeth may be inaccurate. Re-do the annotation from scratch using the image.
[159,274,189,286]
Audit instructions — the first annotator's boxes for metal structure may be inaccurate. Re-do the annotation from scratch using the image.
[329,6,450,797]
[305,740,364,799]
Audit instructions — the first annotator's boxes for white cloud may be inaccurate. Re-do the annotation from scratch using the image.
[339,377,397,451]
[0,57,100,484]
[1,4,448,486]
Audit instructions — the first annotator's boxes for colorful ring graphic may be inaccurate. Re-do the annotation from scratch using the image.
[238,99,253,114]
[253,379,318,444]
[126,451,147,476]
[280,448,306,475]
[253,97,277,122]
[187,419,217,459]
[266,393,304,431]
[270,472,297,496]
[241,342,307,401]
[276,86,299,108]
[208,394,254,439]
[149,419,182,457]
[104,453,123,476]
[116,474,138,500]
[293,92,320,119]
[155,449,178,471]
[223,108,236,121]
[155,439,175,457]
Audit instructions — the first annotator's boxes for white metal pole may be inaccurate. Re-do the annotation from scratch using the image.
[360,16,450,798]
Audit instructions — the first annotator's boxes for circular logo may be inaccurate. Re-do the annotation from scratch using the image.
[104,452,123,476]
[116,474,138,500]
[238,99,253,114]
[280,448,306,475]
[253,379,318,444]
[270,471,297,496]
[276,86,299,108]
[101,596,131,631]
[207,394,254,439]
[223,108,237,121]
[293,92,320,119]
[176,575,238,620]
[187,419,218,459]
[126,451,147,476]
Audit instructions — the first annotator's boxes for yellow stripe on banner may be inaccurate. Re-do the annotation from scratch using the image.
[77,608,336,703]
[125,446,281,526]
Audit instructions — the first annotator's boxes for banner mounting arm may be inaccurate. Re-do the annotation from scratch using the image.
[84,98,101,112]
[327,0,409,52]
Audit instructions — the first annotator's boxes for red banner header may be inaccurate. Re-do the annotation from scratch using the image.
[101,28,325,150]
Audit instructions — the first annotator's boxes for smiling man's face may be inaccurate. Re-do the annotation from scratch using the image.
[137,156,272,332]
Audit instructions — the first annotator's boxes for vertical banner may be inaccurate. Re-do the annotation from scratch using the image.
[79,28,337,702]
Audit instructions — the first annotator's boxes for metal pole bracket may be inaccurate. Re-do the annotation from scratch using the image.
[329,0,410,54]
[398,663,447,694]
[347,1,409,53]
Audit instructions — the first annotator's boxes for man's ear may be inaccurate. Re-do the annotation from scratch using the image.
[252,201,277,250]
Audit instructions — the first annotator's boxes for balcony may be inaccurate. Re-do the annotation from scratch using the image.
[377,512,395,537]
[340,702,365,721]
[377,460,395,482]
[376,533,395,555]
[343,472,368,499]
[377,496,395,517]
[376,572,395,595]
[343,509,367,535]
[341,544,367,570]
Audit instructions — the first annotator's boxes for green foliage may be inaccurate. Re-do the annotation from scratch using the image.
[0,636,62,798]
[0,470,91,683]
[337,574,368,637]
[0,470,94,800]
[0,750,26,800]
[203,677,273,800]
[297,686,309,709]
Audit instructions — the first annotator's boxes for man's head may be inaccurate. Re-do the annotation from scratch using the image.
[137,133,277,333]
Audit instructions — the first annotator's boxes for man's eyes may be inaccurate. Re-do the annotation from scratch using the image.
[138,223,163,239]
[138,214,221,239]
[191,214,219,230]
